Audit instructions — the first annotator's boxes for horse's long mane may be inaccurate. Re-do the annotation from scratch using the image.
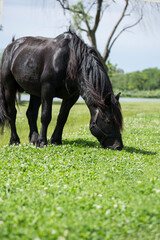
[67,30,113,99]
[67,30,123,130]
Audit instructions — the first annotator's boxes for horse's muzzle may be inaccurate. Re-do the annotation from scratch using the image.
[101,138,123,151]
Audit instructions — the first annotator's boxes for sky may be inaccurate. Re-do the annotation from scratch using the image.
[0,0,160,73]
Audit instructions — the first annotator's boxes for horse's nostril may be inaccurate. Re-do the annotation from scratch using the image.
[101,139,123,150]
[115,145,122,151]
[108,143,123,151]
[112,139,123,151]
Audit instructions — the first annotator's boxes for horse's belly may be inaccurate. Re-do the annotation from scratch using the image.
[19,80,41,97]
[12,56,42,96]
[13,72,41,97]
[55,88,72,99]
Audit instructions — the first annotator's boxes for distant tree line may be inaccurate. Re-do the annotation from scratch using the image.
[110,68,160,91]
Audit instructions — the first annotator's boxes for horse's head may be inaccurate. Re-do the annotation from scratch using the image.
[89,92,123,150]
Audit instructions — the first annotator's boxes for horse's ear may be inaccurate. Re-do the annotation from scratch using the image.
[104,92,112,106]
[115,92,121,102]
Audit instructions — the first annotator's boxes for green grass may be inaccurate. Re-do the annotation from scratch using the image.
[0,101,160,240]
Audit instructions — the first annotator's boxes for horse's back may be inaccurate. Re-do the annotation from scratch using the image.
[1,33,72,96]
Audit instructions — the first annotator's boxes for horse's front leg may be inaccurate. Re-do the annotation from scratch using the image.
[26,95,41,144]
[36,90,53,148]
[51,93,79,145]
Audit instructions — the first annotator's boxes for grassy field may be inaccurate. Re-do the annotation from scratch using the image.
[0,101,160,240]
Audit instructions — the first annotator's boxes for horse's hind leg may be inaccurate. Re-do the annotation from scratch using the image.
[26,95,41,144]
[36,84,54,148]
[5,87,20,145]
[50,93,79,145]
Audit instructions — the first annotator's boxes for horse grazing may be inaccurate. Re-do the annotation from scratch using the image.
[0,30,123,150]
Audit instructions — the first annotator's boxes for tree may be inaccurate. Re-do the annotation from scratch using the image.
[57,0,160,67]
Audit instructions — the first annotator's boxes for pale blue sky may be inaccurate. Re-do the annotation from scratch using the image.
[1,0,160,73]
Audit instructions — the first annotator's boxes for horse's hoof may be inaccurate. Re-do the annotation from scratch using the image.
[9,138,20,146]
[50,138,62,146]
[36,142,47,148]
[29,132,39,145]
[54,141,62,146]
[36,139,47,148]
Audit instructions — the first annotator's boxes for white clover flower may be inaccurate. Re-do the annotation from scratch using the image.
[48,184,53,187]
[64,230,69,237]
[105,210,111,215]
[56,207,61,211]
[0,221,3,226]
[93,204,101,209]
[114,204,118,208]
[137,181,142,184]
[121,205,126,211]
[51,230,56,235]
[76,196,82,200]
[98,194,102,197]
[21,163,26,167]
[153,189,160,193]
[58,237,65,240]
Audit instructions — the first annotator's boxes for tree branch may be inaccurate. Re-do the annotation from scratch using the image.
[56,0,84,15]
[78,27,88,33]
[92,0,103,32]
[108,12,143,53]
[103,0,129,61]
[86,1,97,15]
[100,2,111,21]
[57,0,92,32]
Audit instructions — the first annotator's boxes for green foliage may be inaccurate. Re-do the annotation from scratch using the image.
[106,60,118,77]
[69,1,93,34]
[111,68,160,92]
[0,102,160,239]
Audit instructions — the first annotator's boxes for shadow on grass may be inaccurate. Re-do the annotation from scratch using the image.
[63,139,98,148]
[63,139,157,155]
[124,146,157,155]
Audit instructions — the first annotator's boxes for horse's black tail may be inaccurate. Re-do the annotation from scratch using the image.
[0,64,9,131]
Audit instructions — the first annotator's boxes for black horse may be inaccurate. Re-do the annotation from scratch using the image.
[0,30,123,150]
